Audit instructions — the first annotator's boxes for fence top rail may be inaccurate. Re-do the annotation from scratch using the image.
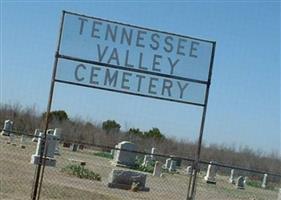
[1,128,281,178]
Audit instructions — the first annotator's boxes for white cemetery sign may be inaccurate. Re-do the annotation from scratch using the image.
[55,11,215,106]
[33,10,216,200]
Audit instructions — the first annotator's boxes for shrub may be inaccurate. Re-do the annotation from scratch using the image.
[61,164,101,181]
[93,151,113,159]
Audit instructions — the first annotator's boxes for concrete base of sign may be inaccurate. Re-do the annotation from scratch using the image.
[31,155,56,167]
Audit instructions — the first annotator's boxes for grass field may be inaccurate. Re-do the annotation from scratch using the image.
[0,135,279,200]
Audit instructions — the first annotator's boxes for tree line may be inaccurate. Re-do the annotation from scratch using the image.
[0,103,280,176]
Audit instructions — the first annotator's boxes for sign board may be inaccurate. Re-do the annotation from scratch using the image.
[55,11,215,106]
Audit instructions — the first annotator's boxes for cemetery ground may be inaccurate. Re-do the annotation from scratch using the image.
[0,135,279,200]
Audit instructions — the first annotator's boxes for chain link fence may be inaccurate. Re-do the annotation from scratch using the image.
[0,130,280,200]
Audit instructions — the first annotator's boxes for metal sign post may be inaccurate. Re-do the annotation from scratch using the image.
[187,43,216,199]
[31,10,216,200]
[31,11,65,200]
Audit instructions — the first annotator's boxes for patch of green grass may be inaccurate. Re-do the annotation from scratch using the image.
[93,151,113,159]
[132,156,155,173]
[61,164,101,181]
[247,179,262,188]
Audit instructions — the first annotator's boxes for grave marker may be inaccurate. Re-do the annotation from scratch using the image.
[151,147,157,160]
[165,158,172,169]
[32,129,41,142]
[153,161,162,177]
[204,161,217,184]
[108,169,149,191]
[186,166,193,176]
[31,132,57,167]
[169,160,177,172]
[1,120,13,136]
[261,174,268,189]
[229,169,235,184]
[113,141,137,167]
[236,176,245,189]
[20,135,26,149]
[54,128,61,155]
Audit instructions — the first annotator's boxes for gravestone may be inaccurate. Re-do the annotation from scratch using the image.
[186,166,193,176]
[151,147,157,160]
[70,143,78,152]
[110,149,115,157]
[165,158,172,169]
[9,134,16,145]
[31,132,57,167]
[113,141,137,167]
[53,128,61,155]
[20,135,26,149]
[63,142,71,147]
[32,129,41,142]
[204,161,217,184]
[170,155,182,167]
[1,120,13,136]
[47,129,54,135]
[261,174,268,188]
[229,169,235,184]
[236,176,245,189]
[169,160,177,172]
[153,161,162,177]
[108,169,149,191]
[244,176,248,185]
[142,155,152,167]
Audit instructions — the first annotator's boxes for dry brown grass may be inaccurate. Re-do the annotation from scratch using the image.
[0,135,279,200]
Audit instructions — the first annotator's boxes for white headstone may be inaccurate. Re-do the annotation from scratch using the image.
[236,176,245,189]
[54,128,61,155]
[110,149,115,156]
[261,174,268,188]
[70,143,78,152]
[113,141,137,167]
[31,132,57,167]
[20,135,26,148]
[169,160,177,172]
[229,169,235,184]
[204,161,217,184]
[47,129,54,135]
[153,161,162,177]
[1,120,13,136]
[151,147,157,160]
[165,158,172,169]
[142,155,151,167]
[186,166,193,176]
[32,129,41,142]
